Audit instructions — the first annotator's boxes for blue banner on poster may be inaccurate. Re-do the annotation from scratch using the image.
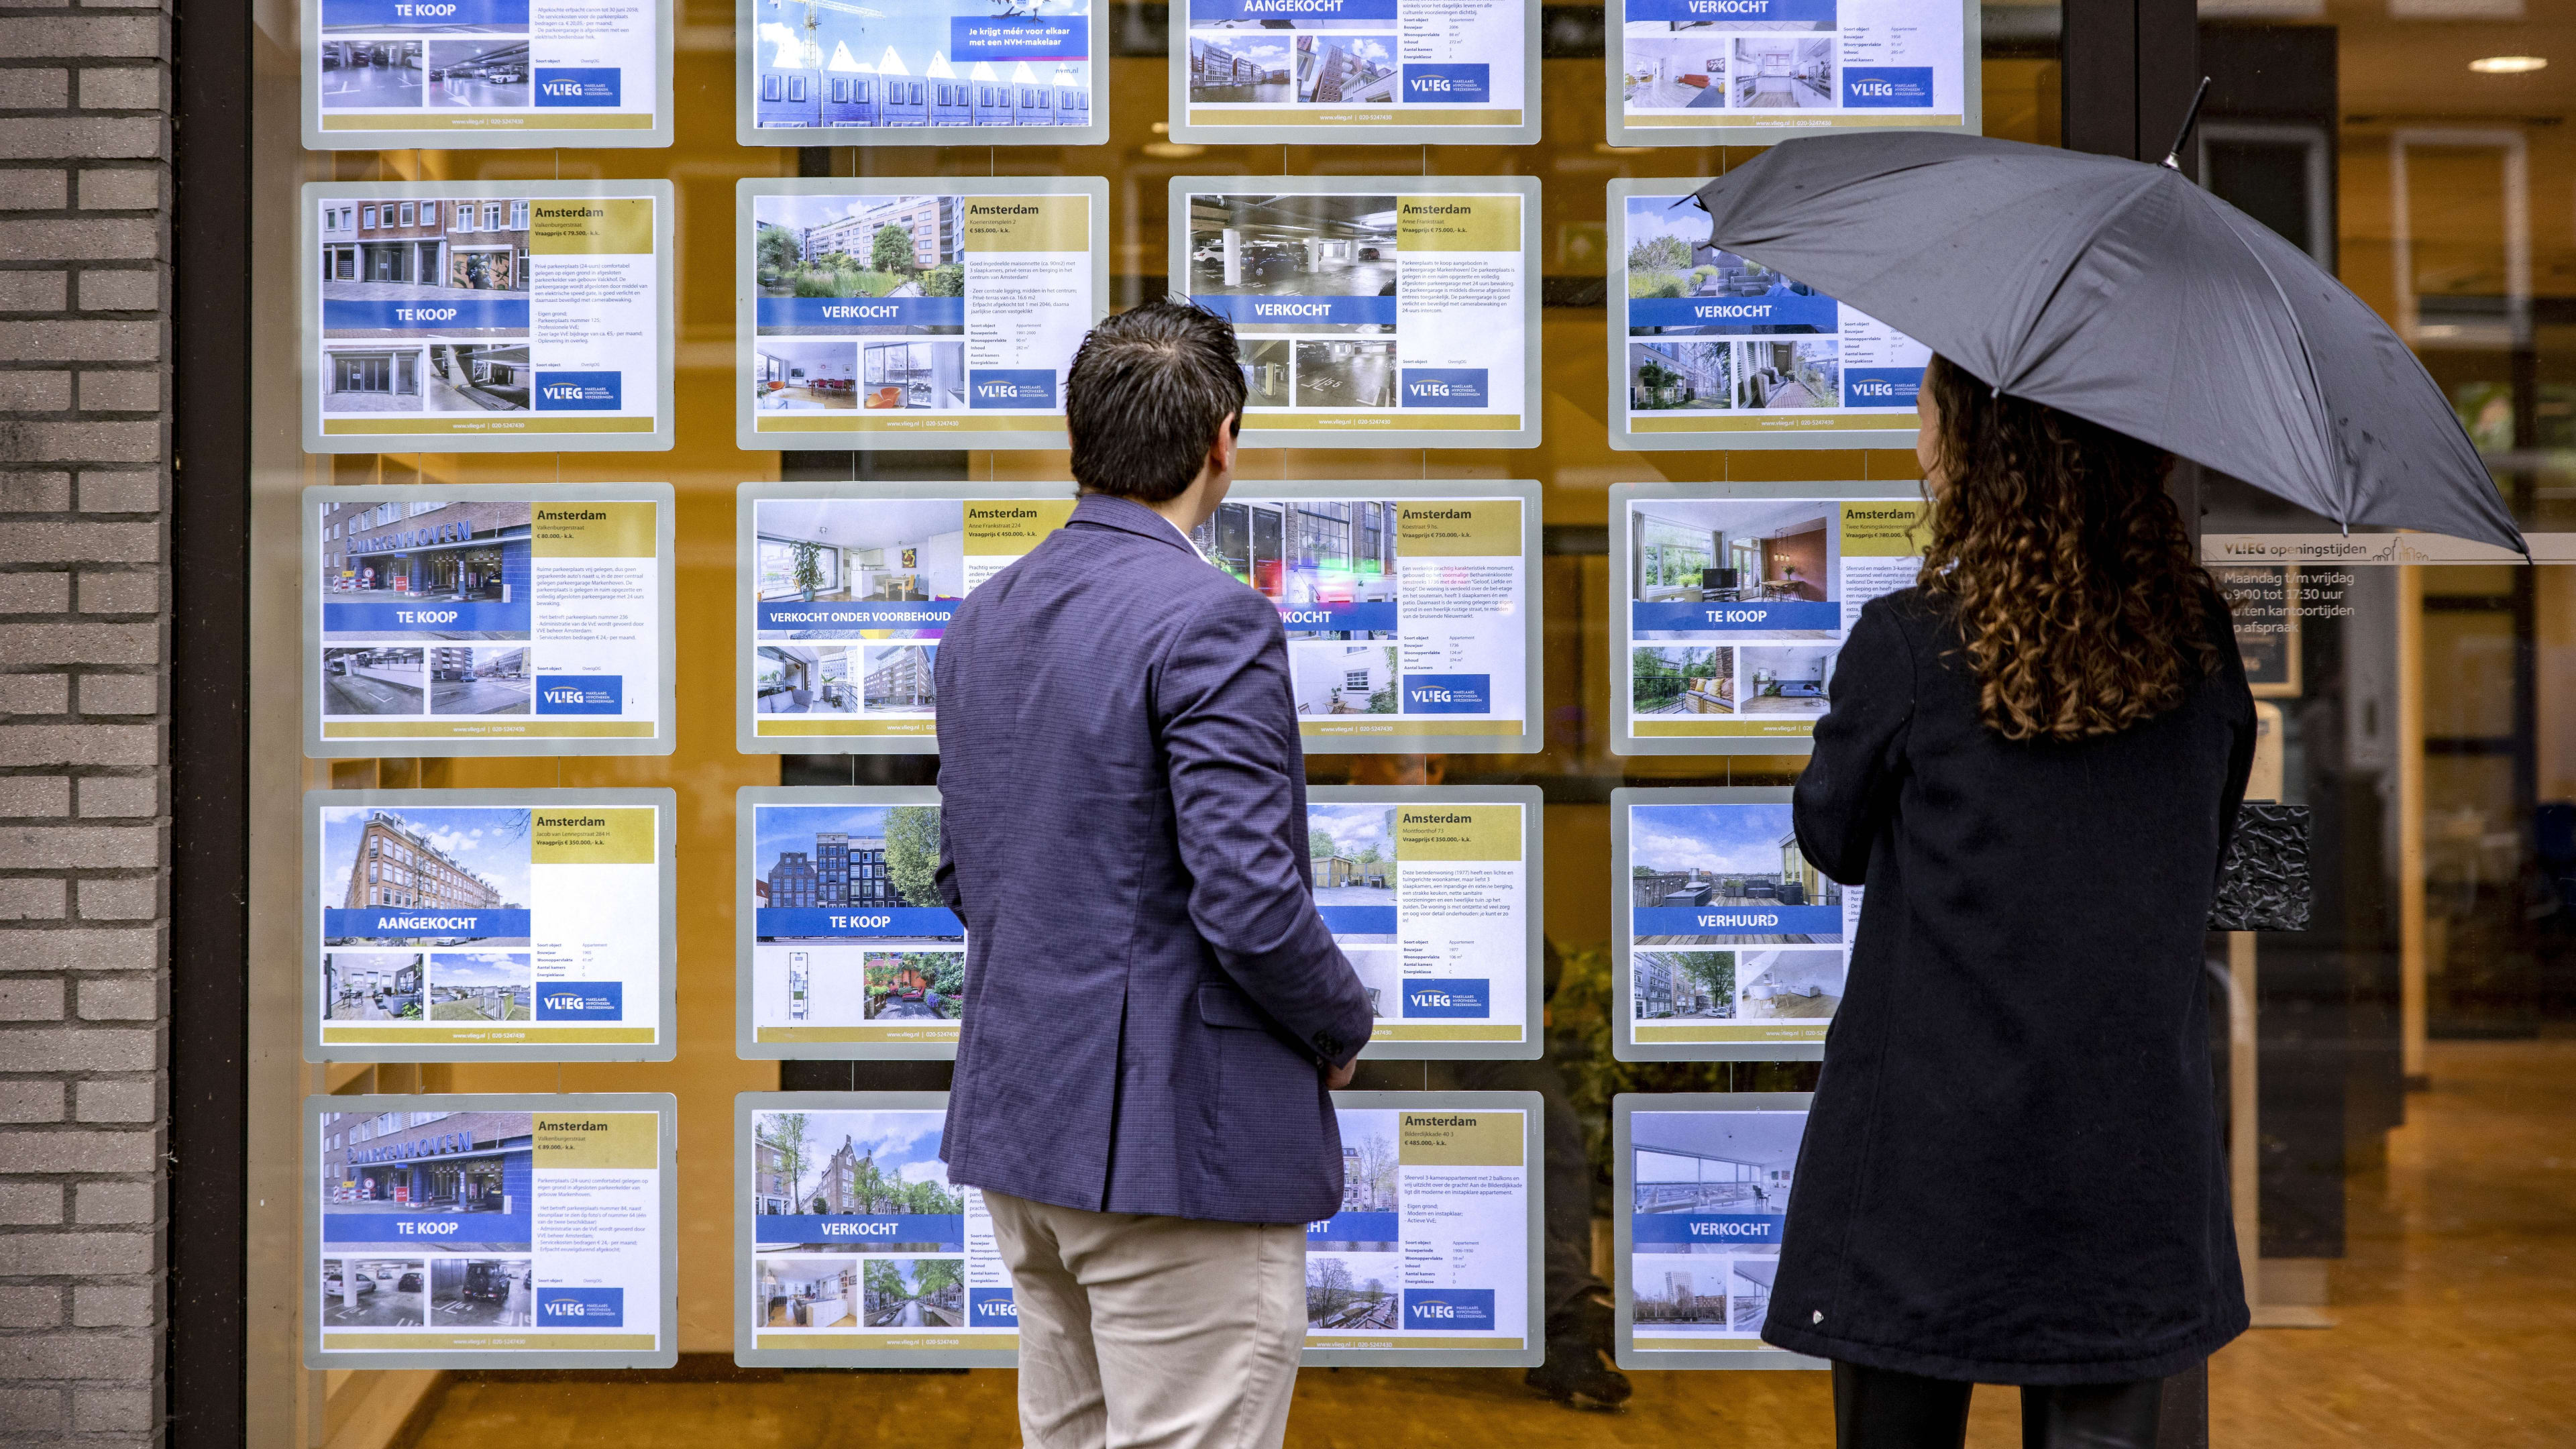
[1403,1288,1495,1330]
[534,372,622,411]
[535,981,623,1020]
[325,908,532,941]
[1401,369,1489,407]
[1403,979,1490,1018]
[1191,0,1398,21]
[534,68,621,106]
[1624,0,1833,23]
[756,906,964,939]
[1843,368,1924,407]
[1629,294,1839,334]
[1630,599,1839,634]
[323,599,530,635]
[1307,1211,1398,1244]
[755,296,967,331]
[1631,904,1841,938]
[969,1288,1020,1328]
[1190,293,1398,328]
[1279,601,1397,633]
[319,0,529,30]
[1630,1212,1785,1245]
[322,297,528,333]
[1401,64,1489,103]
[753,1214,965,1251]
[535,675,622,714]
[1318,905,1399,936]
[321,1210,532,1246]
[969,370,1058,409]
[1843,67,1935,108]
[1403,675,1491,714]
[537,1287,625,1325]
[950,15,1088,60]
[756,600,957,633]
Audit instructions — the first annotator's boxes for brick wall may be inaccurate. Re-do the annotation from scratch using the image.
[0,0,174,1442]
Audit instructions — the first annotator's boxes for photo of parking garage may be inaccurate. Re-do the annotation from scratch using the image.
[1739,338,1839,409]
[322,647,425,715]
[1294,339,1397,408]
[1730,37,1834,108]
[1185,191,1397,331]
[427,646,529,715]
[1238,338,1291,406]
[317,42,421,109]
[431,1257,531,1328]
[319,1110,534,1254]
[319,1260,426,1329]
[427,40,529,109]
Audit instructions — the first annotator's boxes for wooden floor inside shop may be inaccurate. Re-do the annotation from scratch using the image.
[385,1041,2576,1448]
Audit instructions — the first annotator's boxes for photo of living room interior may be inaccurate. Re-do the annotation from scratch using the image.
[751,339,856,410]
[1631,500,1833,616]
[755,499,967,605]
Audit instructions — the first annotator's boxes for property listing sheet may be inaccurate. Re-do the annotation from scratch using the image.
[307,790,674,1061]
[307,486,670,753]
[1618,488,1923,747]
[741,181,1105,449]
[1614,791,1856,1056]
[739,486,1075,749]
[1613,0,1970,142]
[1615,1097,1813,1367]
[1309,789,1538,1056]
[1175,0,1531,141]
[305,183,671,451]
[308,1095,674,1367]
[739,790,964,1057]
[743,0,1100,144]
[1175,180,1537,445]
[1304,1103,1536,1360]
[1615,186,1927,445]
[1191,490,1535,749]
[306,0,668,146]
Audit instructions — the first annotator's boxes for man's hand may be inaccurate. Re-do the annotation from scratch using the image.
[1324,1057,1358,1090]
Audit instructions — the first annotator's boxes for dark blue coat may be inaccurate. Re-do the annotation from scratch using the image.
[934,490,1377,1226]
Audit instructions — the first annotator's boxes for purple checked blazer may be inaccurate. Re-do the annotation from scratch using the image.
[933,490,1376,1226]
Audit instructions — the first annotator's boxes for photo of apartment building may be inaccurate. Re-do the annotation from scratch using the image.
[757,814,902,911]
[1633,950,1735,1020]
[1187,36,1291,102]
[320,498,532,621]
[319,195,533,415]
[1295,34,1397,104]
[1629,339,1733,412]
[861,645,936,713]
[751,12,1091,133]
[1190,498,1398,637]
[319,1109,535,1242]
[333,808,515,914]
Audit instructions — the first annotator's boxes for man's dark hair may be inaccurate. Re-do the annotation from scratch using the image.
[1065,301,1247,503]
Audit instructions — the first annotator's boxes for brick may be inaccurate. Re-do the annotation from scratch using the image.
[0,724,156,765]
[0,1334,152,1382]
[0,674,67,714]
[0,879,64,919]
[0,473,69,511]
[0,70,67,109]
[76,370,156,413]
[0,272,64,313]
[0,16,164,58]
[0,1083,61,1124]
[0,217,160,266]
[72,1383,153,1431]
[70,1181,149,1225]
[0,1028,154,1072]
[0,1388,62,1433]
[76,674,154,715]
[71,1079,151,1123]
[70,1284,148,1328]
[0,1183,60,1226]
[0,572,66,612]
[74,270,152,313]
[0,1232,154,1278]
[76,168,158,211]
[75,570,155,610]
[0,319,158,362]
[0,116,163,163]
[0,420,161,465]
[0,170,66,212]
[0,371,67,411]
[73,877,152,919]
[0,1130,155,1175]
[74,975,154,1019]
[72,777,149,819]
[0,621,154,667]
[0,929,158,975]
[76,68,162,111]
[0,978,62,1020]
[0,826,156,869]
[0,1287,62,1329]
[72,470,155,513]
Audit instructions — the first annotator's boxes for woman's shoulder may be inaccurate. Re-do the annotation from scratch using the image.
[1854,586,1948,643]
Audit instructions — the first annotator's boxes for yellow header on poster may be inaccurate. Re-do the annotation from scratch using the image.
[961,196,1089,254]
[529,198,653,256]
[1395,805,1519,862]
[1400,1111,1522,1167]
[532,1112,658,1170]
[530,808,656,865]
[1839,500,1925,557]
[963,499,1074,554]
[1395,500,1518,557]
[533,502,654,559]
[1396,195,1519,253]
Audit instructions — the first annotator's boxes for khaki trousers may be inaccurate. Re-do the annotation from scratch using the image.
[983,1189,1305,1449]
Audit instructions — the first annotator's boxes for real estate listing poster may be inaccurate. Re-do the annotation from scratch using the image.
[1169,0,1538,144]
[736,0,1104,146]
[301,182,674,452]
[737,788,964,1059]
[303,790,678,1063]
[1611,481,1922,754]
[303,0,673,148]
[1612,1093,1821,1370]
[1311,788,1542,1058]
[735,480,1077,753]
[735,1093,1542,1368]
[304,1093,678,1368]
[1194,482,1542,753]
[1170,178,1542,448]
[737,179,1108,451]
[1609,181,1927,449]
[1610,789,1856,1061]
[1607,0,1976,146]
[301,484,675,756]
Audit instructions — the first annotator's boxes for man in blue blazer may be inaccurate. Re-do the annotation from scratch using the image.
[934,301,1375,1449]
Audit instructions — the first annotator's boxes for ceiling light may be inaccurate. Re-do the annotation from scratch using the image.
[2469,54,2547,73]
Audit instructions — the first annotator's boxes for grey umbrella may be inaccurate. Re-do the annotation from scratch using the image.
[1688,131,2526,553]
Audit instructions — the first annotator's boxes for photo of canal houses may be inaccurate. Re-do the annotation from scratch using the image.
[749,800,965,1042]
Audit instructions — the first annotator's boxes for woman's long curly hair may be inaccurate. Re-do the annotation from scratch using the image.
[1916,354,2223,743]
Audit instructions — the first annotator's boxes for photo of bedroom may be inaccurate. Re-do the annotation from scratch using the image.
[1734,950,1845,1020]
[1735,645,1836,716]
[1629,499,1837,636]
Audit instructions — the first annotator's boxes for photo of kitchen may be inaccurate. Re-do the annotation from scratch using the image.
[1729,37,1835,108]
[1628,499,1837,634]
[1186,191,1397,331]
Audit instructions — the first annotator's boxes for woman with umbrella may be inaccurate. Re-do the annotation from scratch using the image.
[1688,130,2523,1446]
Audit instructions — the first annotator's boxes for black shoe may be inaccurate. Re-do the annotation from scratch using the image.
[1524,1336,1633,1409]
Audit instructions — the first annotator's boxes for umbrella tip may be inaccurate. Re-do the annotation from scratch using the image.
[2161,76,2214,170]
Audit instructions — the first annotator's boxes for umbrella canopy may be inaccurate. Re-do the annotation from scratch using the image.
[1688,131,2526,554]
